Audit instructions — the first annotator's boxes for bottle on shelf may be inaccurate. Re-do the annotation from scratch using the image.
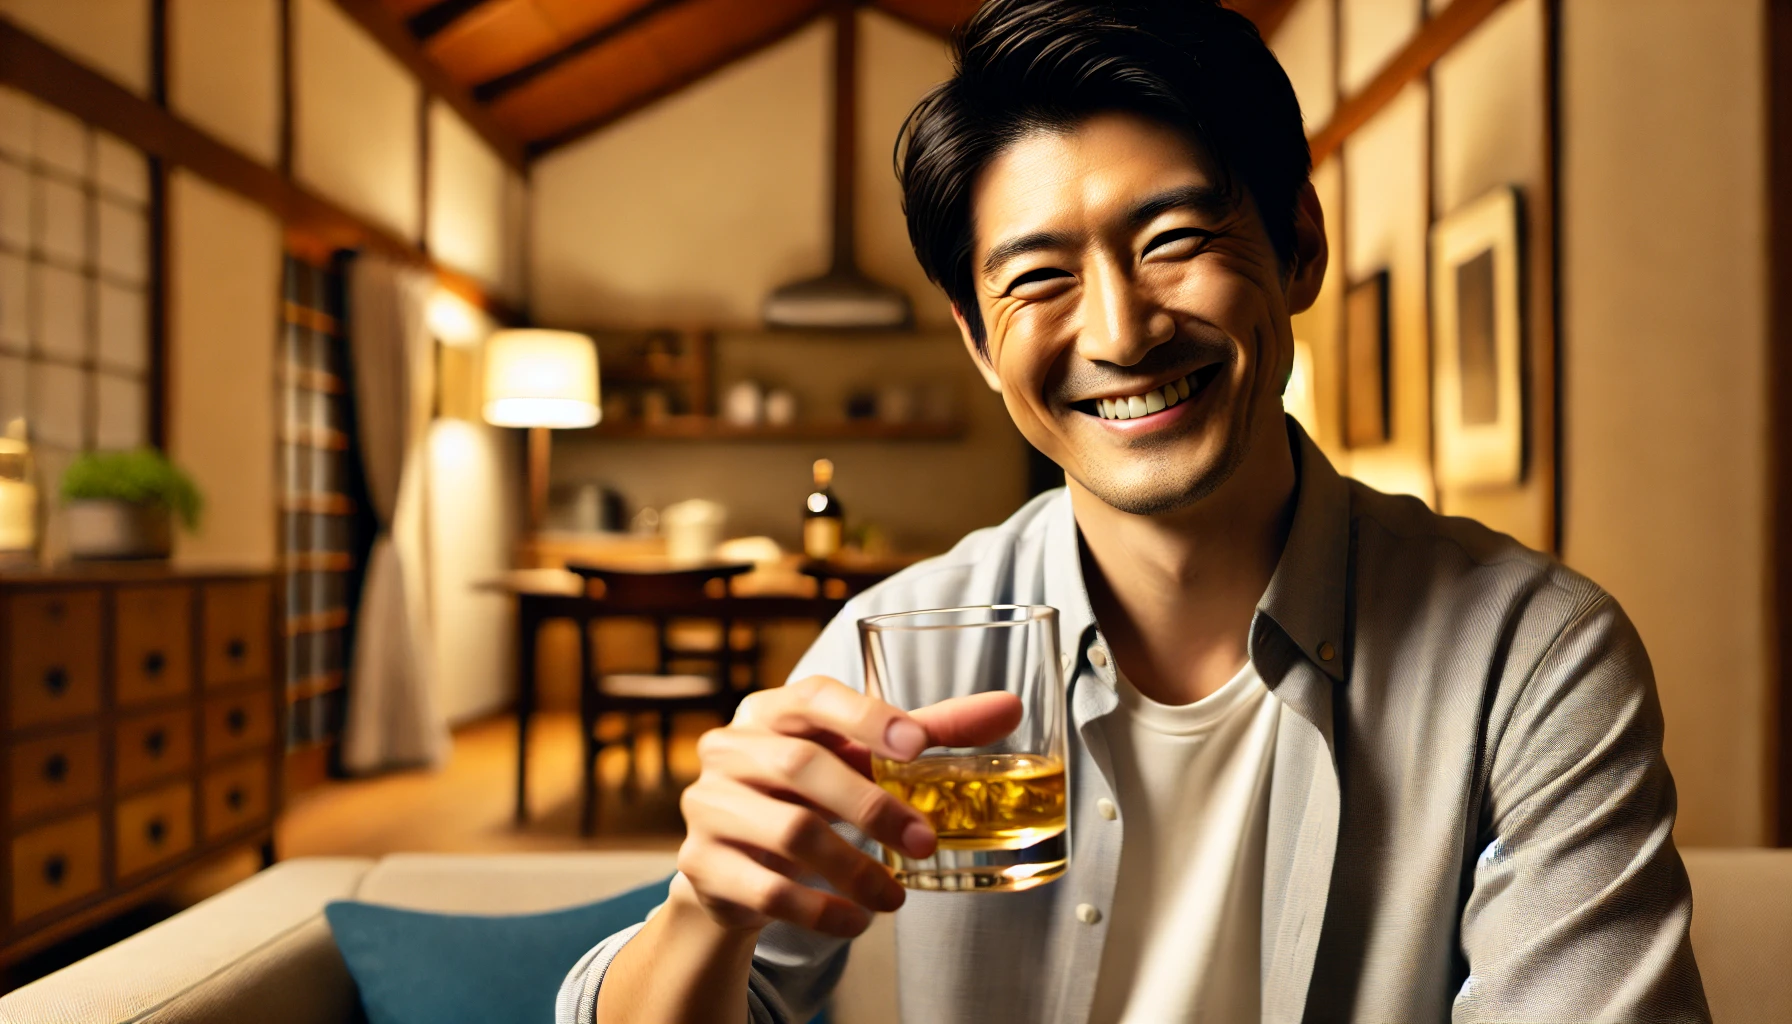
[804,458,844,560]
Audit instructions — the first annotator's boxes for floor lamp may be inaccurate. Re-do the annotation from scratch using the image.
[482,329,600,559]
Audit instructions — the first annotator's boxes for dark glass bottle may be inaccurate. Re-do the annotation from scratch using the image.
[803,458,844,559]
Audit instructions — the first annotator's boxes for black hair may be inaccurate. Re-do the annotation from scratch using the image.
[897,0,1311,352]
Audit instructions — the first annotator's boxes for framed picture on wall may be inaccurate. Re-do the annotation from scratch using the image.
[1343,270,1389,448]
[1431,186,1524,488]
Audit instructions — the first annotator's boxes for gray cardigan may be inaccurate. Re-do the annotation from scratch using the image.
[560,422,1708,1024]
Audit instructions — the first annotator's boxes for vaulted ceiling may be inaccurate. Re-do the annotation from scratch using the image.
[376,0,1298,158]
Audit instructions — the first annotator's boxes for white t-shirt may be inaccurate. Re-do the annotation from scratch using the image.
[1087,659,1282,1024]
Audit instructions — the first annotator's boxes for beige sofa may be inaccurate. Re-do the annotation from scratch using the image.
[0,848,1783,1023]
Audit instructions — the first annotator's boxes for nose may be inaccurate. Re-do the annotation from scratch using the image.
[1078,256,1174,366]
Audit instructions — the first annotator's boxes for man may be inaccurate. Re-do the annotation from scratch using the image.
[562,1,1708,1021]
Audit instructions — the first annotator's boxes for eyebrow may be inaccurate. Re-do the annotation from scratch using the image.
[979,184,1239,280]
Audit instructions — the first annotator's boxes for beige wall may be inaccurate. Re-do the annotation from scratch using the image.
[1560,0,1769,845]
[167,170,281,568]
[0,0,150,96]
[168,0,282,165]
[292,0,421,240]
[531,19,830,327]
[1272,0,1336,131]
[426,100,508,291]
[1340,82,1434,505]
[1339,0,1419,94]
[531,8,953,329]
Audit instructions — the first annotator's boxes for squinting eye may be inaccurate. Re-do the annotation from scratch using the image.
[1007,268,1074,299]
[1142,229,1210,261]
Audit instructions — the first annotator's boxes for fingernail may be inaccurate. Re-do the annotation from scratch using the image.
[884,718,927,759]
[902,819,936,859]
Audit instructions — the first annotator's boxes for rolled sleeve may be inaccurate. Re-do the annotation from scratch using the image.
[1454,594,1709,1022]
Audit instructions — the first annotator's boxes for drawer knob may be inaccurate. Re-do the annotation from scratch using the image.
[143,651,165,677]
[226,786,245,811]
[226,708,248,734]
[144,729,166,757]
[42,855,65,886]
[226,639,247,662]
[41,753,67,783]
[42,667,68,695]
[146,818,166,845]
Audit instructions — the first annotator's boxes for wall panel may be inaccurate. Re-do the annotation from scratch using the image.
[1341,82,1433,504]
[1431,0,1550,551]
[1274,0,1338,131]
[168,0,282,166]
[1340,0,1421,94]
[426,100,506,289]
[1561,0,1769,846]
[169,170,281,568]
[0,0,150,96]
[292,0,421,240]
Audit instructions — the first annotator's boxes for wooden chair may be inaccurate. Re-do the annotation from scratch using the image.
[567,561,754,835]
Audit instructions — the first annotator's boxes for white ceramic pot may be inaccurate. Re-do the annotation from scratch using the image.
[66,500,172,560]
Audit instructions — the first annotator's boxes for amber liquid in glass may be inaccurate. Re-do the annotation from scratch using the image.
[873,753,1068,891]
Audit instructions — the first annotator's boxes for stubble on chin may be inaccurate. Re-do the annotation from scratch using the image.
[1074,424,1255,517]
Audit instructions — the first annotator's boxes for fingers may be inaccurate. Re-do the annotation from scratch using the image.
[734,676,930,760]
[677,841,875,939]
[911,691,1024,748]
[682,776,905,924]
[697,728,936,859]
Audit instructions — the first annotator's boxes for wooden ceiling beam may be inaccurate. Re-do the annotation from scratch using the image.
[472,0,692,102]
[405,0,496,41]
[328,0,527,170]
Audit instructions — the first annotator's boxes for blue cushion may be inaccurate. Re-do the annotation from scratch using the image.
[325,876,673,1024]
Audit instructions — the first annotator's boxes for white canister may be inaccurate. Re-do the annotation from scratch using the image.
[764,389,797,426]
[662,499,727,565]
[722,381,763,427]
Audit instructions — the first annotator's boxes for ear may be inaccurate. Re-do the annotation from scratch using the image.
[1283,181,1329,315]
[953,303,1004,393]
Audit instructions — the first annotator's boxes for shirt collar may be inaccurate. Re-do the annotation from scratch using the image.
[1041,416,1352,686]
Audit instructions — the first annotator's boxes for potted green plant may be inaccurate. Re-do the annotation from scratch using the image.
[60,449,203,560]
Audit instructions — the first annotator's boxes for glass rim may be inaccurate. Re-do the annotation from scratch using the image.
[857,604,1057,634]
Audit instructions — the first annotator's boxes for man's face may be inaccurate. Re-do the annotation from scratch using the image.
[963,112,1317,516]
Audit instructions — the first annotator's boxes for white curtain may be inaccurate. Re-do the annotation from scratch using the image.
[341,253,449,773]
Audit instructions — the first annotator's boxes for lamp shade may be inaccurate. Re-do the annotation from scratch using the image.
[482,329,600,428]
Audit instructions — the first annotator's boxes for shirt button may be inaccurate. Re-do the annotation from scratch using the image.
[1089,645,1110,669]
[1096,797,1117,821]
[1075,903,1102,925]
[1061,651,1075,676]
[1318,641,1336,662]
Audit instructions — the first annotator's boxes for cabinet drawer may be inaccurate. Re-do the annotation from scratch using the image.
[9,729,101,822]
[114,585,193,708]
[8,591,102,729]
[11,812,101,924]
[202,758,269,841]
[115,709,194,792]
[202,689,274,762]
[201,583,270,687]
[115,783,193,879]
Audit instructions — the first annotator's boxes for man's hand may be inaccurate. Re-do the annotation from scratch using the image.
[674,675,1023,938]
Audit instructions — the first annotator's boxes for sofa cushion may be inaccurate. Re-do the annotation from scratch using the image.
[351,850,679,914]
[325,876,672,1024]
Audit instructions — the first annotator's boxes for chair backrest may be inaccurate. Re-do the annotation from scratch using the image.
[567,561,752,611]
[1681,846,1792,1024]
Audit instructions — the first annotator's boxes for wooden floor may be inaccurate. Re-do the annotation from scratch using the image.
[4,709,711,992]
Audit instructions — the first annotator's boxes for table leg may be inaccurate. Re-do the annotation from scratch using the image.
[515,598,542,824]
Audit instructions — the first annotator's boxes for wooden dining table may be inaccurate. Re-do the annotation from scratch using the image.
[476,554,907,823]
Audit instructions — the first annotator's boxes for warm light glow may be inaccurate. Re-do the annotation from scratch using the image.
[482,329,601,428]
[1286,338,1319,438]
[426,287,488,347]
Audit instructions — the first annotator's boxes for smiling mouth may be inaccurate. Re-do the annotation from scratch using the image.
[1073,364,1224,420]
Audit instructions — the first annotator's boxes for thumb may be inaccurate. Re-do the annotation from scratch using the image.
[908,691,1024,751]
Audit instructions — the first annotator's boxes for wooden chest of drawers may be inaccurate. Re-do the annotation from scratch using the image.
[0,567,280,964]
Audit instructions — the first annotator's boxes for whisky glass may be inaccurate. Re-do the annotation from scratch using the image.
[859,605,1067,892]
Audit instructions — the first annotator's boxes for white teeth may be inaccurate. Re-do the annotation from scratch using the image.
[1093,372,1202,420]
